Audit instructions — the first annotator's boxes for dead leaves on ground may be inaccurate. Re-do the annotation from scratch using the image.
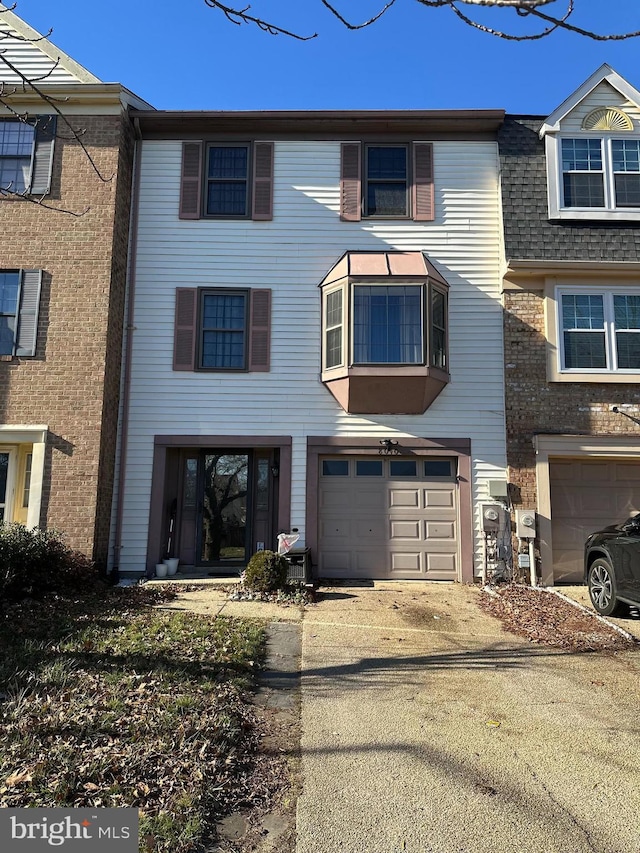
[480,585,636,652]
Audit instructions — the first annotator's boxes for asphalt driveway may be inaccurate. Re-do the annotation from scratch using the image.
[296,582,640,853]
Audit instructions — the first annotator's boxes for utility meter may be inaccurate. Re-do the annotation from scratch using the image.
[482,504,503,533]
[515,510,536,539]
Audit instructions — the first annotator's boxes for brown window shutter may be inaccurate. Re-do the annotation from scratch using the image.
[412,143,434,221]
[340,143,361,221]
[179,142,203,219]
[252,142,274,220]
[248,289,271,372]
[173,288,197,370]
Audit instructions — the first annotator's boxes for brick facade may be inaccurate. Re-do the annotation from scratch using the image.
[0,111,134,568]
[503,289,640,508]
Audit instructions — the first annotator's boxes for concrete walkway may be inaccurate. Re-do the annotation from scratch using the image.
[296,582,640,853]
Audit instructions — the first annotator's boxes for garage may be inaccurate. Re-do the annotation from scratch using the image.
[317,455,459,580]
[550,458,640,583]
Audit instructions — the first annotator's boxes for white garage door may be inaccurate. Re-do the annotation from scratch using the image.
[318,455,459,580]
[550,458,640,583]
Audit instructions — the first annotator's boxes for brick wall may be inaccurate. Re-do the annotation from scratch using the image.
[504,290,640,506]
[0,112,134,568]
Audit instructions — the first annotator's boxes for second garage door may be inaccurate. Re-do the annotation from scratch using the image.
[318,455,459,580]
[550,457,640,583]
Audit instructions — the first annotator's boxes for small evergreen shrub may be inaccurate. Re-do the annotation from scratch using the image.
[0,524,96,605]
[243,549,288,593]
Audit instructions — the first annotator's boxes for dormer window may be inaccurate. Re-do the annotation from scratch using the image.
[541,64,640,222]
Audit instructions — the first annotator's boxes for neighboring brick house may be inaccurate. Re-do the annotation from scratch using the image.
[0,7,150,568]
[113,108,510,581]
[500,65,640,586]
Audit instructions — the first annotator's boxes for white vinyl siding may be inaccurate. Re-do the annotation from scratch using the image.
[0,16,99,85]
[561,81,640,133]
[114,139,507,573]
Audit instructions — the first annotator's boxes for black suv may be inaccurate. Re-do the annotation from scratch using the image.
[584,515,640,616]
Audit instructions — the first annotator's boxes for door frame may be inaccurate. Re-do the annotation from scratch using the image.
[147,435,292,575]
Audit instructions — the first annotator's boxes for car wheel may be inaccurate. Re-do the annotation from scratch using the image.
[588,558,627,617]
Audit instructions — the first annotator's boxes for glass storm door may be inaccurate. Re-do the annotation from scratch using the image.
[199,452,250,565]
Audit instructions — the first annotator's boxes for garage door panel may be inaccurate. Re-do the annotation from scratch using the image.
[616,464,640,481]
[320,489,352,509]
[579,462,611,482]
[355,519,386,540]
[426,553,457,577]
[319,519,352,539]
[319,551,353,573]
[390,520,421,539]
[390,553,422,573]
[426,521,456,541]
[389,489,420,508]
[424,489,455,508]
[551,457,640,583]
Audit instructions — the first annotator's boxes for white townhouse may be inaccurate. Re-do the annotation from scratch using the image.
[111,109,508,582]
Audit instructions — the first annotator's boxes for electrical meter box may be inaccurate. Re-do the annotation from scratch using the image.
[482,504,504,533]
[515,510,536,539]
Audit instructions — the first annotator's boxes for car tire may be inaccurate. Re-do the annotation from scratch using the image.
[588,558,628,617]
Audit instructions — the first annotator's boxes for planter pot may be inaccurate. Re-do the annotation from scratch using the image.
[164,558,179,576]
[155,563,168,578]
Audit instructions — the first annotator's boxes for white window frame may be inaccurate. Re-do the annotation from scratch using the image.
[322,284,345,371]
[0,121,35,195]
[547,133,640,221]
[556,286,640,375]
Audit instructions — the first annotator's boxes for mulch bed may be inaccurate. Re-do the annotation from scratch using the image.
[479,584,637,652]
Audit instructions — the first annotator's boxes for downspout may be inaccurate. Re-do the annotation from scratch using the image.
[111,115,142,577]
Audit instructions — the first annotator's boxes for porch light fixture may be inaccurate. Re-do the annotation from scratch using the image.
[379,438,399,454]
[271,464,280,477]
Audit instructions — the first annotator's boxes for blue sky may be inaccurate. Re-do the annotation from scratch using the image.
[14,0,640,115]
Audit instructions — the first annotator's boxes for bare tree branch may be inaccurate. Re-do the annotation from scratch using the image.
[0,186,89,216]
[202,0,317,39]
[200,0,640,42]
[319,0,399,31]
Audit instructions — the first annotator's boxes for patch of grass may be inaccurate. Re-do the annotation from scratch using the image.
[0,585,268,852]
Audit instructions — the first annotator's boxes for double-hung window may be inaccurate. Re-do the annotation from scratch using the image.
[0,269,42,357]
[559,289,640,372]
[340,142,434,222]
[179,141,274,220]
[0,123,35,194]
[200,289,248,370]
[173,287,271,373]
[364,146,409,217]
[0,118,56,197]
[206,145,250,217]
[560,137,640,211]
[0,271,20,355]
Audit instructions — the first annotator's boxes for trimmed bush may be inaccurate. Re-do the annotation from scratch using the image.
[0,524,97,605]
[243,550,288,593]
